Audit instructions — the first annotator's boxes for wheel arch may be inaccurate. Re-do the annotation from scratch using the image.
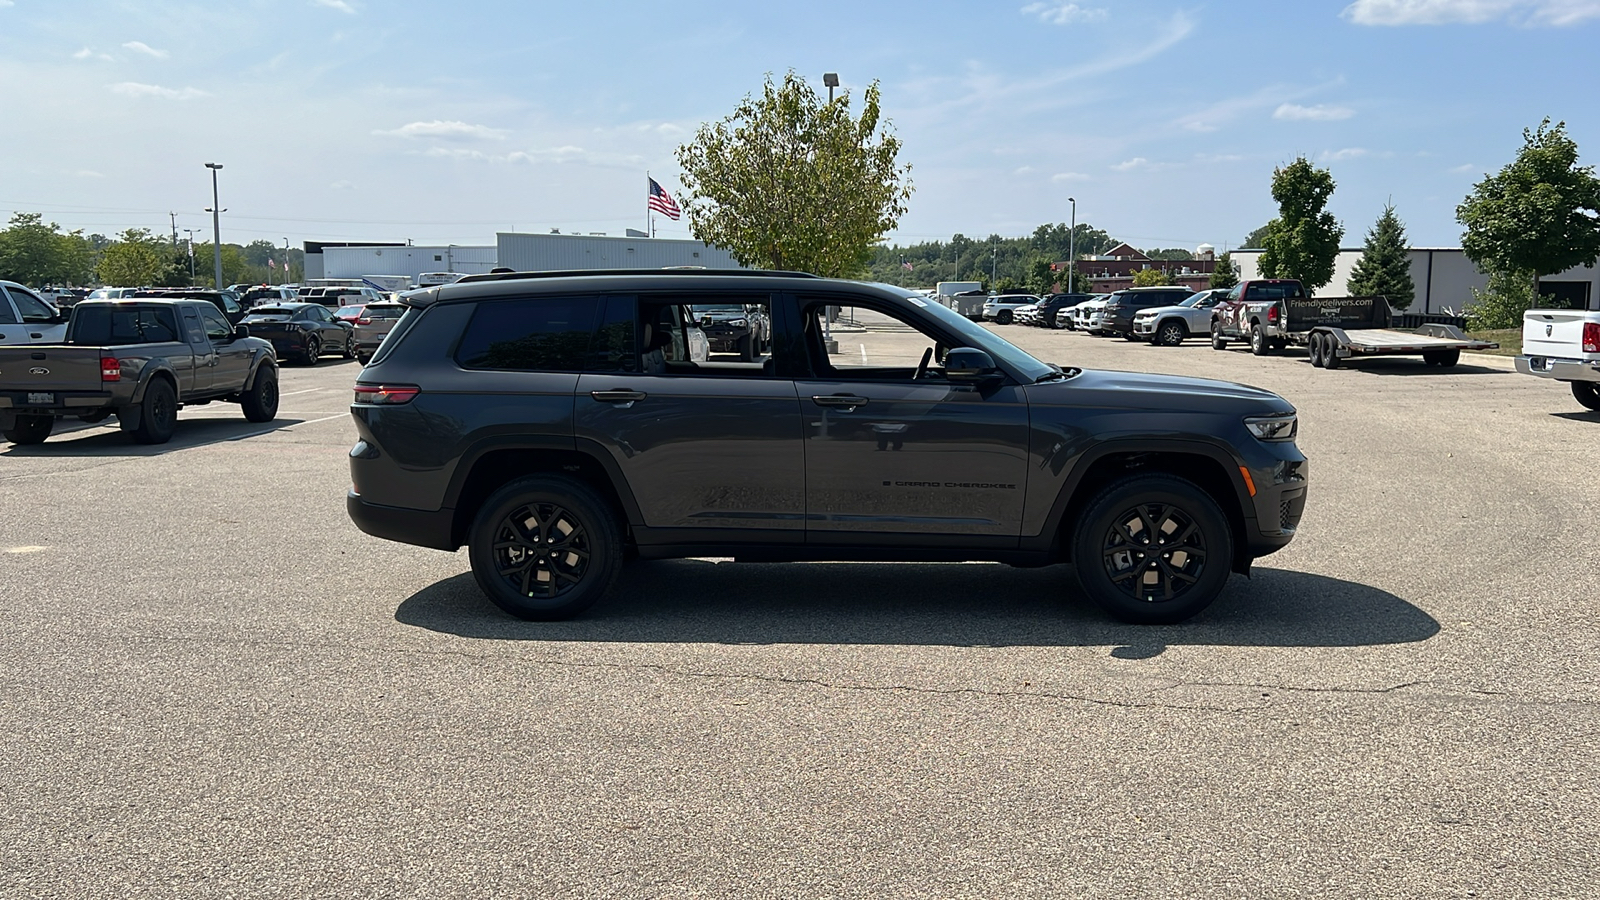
[1037,440,1254,574]
[444,438,642,548]
[130,363,178,404]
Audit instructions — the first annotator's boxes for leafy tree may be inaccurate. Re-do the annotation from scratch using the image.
[1457,118,1600,296]
[0,213,95,286]
[1143,248,1194,261]
[96,229,167,286]
[1131,267,1171,287]
[993,276,1021,293]
[1466,267,1538,330]
[1209,252,1238,290]
[676,71,913,276]
[1346,203,1415,309]
[1027,256,1058,294]
[1257,157,1344,291]
[1242,223,1274,248]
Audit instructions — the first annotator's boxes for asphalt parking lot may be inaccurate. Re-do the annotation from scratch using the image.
[3,331,1597,898]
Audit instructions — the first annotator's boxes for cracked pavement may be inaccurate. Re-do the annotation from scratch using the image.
[2,337,1597,899]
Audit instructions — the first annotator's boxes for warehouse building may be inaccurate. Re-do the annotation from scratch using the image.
[315,244,497,282]
[495,232,741,271]
[1232,247,1600,313]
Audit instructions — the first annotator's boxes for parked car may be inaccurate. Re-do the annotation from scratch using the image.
[0,280,68,346]
[0,298,278,445]
[1100,286,1196,340]
[346,269,1307,626]
[241,286,298,308]
[85,288,138,302]
[690,303,770,360]
[334,304,367,325]
[1028,292,1093,329]
[352,301,407,364]
[1012,301,1046,327]
[1132,289,1226,345]
[1056,294,1106,330]
[1517,307,1600,410]
[240,302,356,365]
[1078,296,1112,334]
[981,293,1042,325]
[133,289,247,326]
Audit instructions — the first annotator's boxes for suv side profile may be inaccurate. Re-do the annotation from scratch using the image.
[1100,286,1195,339]
[347,270,1307,625]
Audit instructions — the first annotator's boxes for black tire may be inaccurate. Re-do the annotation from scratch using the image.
[241,367,279,423]
[996,310,1013,325]
[1308,333,1326,367]
[131,378,178,444]
[4,414,53,445]
[468,475,624,621]
[1323,340,1342,369]
[342,332,358,359]
[1249,323,1271,356]
[302,337,320,367]
[1211,326,1227,350]
[1422,349,1460,368]
[1571,382,1600,411]
[1071,474,1234,624]
[737,333,755,361]
[1156,320,1187,347]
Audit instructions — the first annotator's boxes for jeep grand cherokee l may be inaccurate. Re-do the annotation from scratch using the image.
[347,269,1307,625]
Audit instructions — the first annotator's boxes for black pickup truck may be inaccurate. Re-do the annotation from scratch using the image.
[0,299,280,445]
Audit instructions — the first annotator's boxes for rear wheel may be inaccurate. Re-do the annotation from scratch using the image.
[1572,382,1600,411]
[4,414,53,445]
[1071,474,1234,625]
[1422,349,1460,367]
[302,337,321,367]
[1156,320,1187,347]
[737,333,755,361]
[1249,323,1270,356]
[468,475,624,621]
[342,332,358,359]
[131,378,177,444]
[1308,333,1326,367]
[241,367,279,423]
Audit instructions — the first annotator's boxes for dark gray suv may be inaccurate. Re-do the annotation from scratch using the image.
[347,269,1307,624]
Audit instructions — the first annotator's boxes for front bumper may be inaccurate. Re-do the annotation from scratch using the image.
[1132,319,1157,336]
[1516,355,1600,383]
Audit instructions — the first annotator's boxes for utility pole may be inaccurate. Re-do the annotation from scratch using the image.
[204,162,224,289]
[168,212,178,246]
[182,229,200,282]
[992,244,998,286]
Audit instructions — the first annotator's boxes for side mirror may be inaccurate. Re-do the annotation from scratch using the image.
[234,324,250,340]
[944,347,1003,385]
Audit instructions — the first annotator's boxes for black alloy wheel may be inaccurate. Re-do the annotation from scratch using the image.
[4,414,53,445]
[303,337,320,367]
[1572,382,1600,411]
[1072,474,1233,624]
[996,310,1013,325]
[468,475,623,620]
[342,331,358,359]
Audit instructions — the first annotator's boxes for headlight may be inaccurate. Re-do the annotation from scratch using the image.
[1244,415,1297,441]
[727,318,746,327]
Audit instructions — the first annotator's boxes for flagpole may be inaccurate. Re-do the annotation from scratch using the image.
[646,171,651,238]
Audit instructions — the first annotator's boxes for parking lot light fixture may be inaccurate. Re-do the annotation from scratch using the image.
[205,163,224,289]
[1068,197,1077,293]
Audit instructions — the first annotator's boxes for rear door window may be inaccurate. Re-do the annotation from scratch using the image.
[455,296,599,371]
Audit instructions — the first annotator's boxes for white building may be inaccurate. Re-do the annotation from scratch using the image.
[320,244,498,282]
[495,232,741,271]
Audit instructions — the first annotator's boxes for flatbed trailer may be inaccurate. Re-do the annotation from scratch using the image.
[1290,322,1498,369]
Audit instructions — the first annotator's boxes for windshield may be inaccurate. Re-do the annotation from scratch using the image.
[869,284,1055,382]
[336,305,365,317]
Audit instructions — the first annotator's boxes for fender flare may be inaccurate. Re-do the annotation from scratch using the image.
[243,351,277,390]
[129,361,179,405]
[441,435,646,527]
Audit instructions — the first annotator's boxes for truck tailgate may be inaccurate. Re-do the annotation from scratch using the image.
[0,345,105,392]
[1522,309,1600,360]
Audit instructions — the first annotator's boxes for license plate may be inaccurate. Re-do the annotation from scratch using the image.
[26,392,55,405]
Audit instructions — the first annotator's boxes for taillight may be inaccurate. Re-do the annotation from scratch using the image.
[353,384,420,405]
[1268,305,1280,323]
[101,357,121,382]
[1584,322,1600,354]
[357,317,371,325]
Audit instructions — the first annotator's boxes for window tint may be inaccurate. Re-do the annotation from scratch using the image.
[589,295,637,373]
[0,294,18,324]
[1243,282,1306,300]
[456,296,597,371]
[181,310,206,344]
[199,306,232,339]
[9,288,56,322]
[68,306,179,345]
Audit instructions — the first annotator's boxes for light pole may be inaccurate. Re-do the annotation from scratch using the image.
[204,162,224,289]
[283,238,291,284]
[1067,197,1077,293]
[991,243,998,287]
[823,72,838,103]
[182,228,200,282]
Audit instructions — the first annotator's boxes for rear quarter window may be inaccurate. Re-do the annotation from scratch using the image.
[455,296,598,371]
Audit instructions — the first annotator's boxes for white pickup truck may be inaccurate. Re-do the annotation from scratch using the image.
[1516,308,1600,410]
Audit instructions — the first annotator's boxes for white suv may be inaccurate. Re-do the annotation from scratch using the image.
[0,281,67,345]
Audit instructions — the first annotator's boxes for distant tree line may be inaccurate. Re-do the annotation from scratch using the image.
[0,213,304,289]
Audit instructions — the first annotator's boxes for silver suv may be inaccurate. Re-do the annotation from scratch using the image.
[353,301,407,364]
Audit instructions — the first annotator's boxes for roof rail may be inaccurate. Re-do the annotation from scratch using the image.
[454,268,819,284]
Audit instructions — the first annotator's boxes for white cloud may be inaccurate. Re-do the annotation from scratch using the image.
[1274,102,1355,121]
[330,180,355,190]
[313,0,356,12]
[1450,163,1479,173]
[1320,147,1370,161]
[1111,158,1149,171]
[122,41,169,59]
[74,47,114,61]
[1342,0,1600,26]
[377,120,508,140]
[0,2,14,7]
[108,82,208,100]
[1051,172,1089,182]
[1021,2,1109,24]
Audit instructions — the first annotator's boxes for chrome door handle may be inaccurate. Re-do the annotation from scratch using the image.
[591,389,647,405]
[811,394,868,410]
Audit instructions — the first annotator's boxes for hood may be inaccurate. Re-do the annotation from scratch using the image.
[1133,304,1192,318]
[1028,368,1294,415]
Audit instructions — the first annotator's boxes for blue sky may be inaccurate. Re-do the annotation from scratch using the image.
[2,0,1597,255]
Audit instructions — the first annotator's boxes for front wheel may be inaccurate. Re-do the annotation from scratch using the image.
[737,333,755,361]
[1156,321,1186,347]
[4,414,53,445]
[468,475,624,621]
[1572,382,1600,411]
[1071,474,1234,624]
[1211,328,1227,351]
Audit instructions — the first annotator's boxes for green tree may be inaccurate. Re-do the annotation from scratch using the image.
[1027,256,1057,294]
[1131,267,1171,287]
[1346,203,1415,309]
[1457,118,1600,297]
[1209,252,1238,290]
[676,71,913,276]
[1466,267,1538,330]
[0,213,95,286]
[96,229,167,286]
[1242,223,1274,248]
[1258,157,1344,291]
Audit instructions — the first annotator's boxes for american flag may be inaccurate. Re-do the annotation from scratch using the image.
[648,177,681,220]
[901,260,914,271]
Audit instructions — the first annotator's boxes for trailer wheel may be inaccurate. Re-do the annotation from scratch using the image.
[1308,333,1326,367]
[1249,324,1271,356]
[1423,349,1460,368]
[1322,341,1342,369]
[1573,382,1600,411]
